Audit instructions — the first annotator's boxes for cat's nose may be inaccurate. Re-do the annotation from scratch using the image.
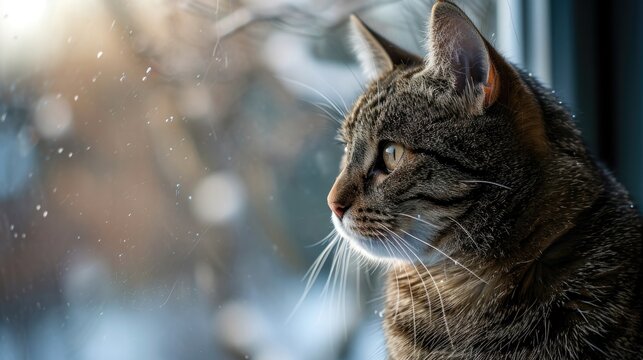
[329,201,348,220]
[327,169,357,221]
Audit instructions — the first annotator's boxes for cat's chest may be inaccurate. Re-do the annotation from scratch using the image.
[381,265,532,359]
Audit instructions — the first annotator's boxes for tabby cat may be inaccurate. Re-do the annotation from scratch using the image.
[326,1,643,358]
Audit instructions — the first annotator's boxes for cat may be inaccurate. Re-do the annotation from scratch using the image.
[326,1,643,359]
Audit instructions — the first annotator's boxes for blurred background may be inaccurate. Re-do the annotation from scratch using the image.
[0,0,641,359]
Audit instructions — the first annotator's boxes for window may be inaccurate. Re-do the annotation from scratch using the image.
[0,1,640,359]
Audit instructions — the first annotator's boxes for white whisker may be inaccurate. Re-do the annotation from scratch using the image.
[381,225,434,323]
[398,212,440,229]
[324,80,351,115]
[311,102,342,124]
[376,230,402,321]
[307,229,338,247]
[340,240,351,336]
[396,213,487,283]
[399,228,487,284]
[382,224,455,349]
[445,215,480,252]
[288,233,339,323]
[278,77,346,118]
[460,179,511,190]
[386,233,419,356]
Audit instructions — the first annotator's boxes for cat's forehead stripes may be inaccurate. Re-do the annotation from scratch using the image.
[342,68,422,145]
[347,138,371,168]
[341,69,460,155]
[342,82,392,142]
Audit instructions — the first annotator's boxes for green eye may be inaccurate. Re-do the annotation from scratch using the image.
[382,143,405,172]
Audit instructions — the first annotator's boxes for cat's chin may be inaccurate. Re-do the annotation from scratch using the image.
[331,214,443,265]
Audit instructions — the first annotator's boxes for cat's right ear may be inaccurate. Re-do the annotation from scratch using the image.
[425,1,500,107]
[349,15,423,80]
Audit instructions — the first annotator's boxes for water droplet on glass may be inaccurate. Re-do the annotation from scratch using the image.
[43,211,48,218]
[36,204,41,211]
[96,51,103,59]
[73,95,79,101]
[191,172,245,224]
[146,66,152,74]
[57,147,64,154]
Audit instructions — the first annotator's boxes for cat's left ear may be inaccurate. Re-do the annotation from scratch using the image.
[349,15,423,80]
[426,1,500,107]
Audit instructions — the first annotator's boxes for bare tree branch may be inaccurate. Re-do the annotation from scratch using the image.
[183,0,403,40]
[104,0,403,82]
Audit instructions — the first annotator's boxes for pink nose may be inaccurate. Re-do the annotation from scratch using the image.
[329,201,347,219]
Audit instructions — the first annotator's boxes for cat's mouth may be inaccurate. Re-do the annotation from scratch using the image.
[331,212,442,264]
[331,213,389,261]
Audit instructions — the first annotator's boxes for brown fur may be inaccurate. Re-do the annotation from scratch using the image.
[327,2,643,359]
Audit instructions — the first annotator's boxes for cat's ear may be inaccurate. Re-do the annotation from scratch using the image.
[426,1,499,106]
[427,1,548,155]
[349,15,423,80]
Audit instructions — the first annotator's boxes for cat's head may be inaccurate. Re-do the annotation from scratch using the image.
[327,1,549,264]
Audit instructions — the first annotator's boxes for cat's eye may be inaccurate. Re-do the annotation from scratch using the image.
[382,143,405,172]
